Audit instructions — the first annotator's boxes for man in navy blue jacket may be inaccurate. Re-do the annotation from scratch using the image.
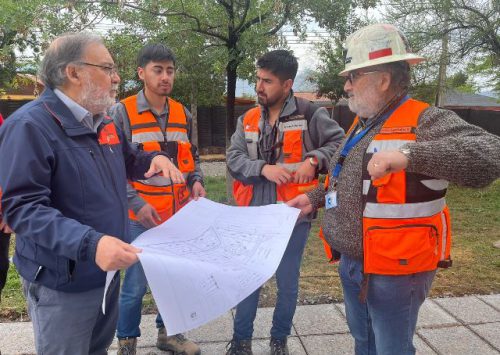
[0,33,184,354]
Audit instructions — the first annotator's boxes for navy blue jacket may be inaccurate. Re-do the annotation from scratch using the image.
[0,88,155,292]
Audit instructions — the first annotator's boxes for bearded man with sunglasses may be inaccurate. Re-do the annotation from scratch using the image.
[288,24,500,355]
[226,50,344,355]
[0,33,185,354]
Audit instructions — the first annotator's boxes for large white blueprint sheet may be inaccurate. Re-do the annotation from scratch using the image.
[105,198,300,335]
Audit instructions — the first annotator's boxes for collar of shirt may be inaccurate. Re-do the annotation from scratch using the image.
[54,89,103,132]
[136,89,169,117]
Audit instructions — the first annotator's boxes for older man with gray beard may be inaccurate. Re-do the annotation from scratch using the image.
[288,24,500,355]
[0,32,184,354]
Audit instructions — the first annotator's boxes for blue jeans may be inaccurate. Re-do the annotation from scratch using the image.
[232,221,311,341]
[339,254,436,355]
[117,221,164,338]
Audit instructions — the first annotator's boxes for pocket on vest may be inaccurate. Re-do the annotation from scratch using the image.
[364,224,439,275]
[176,141,195,173]
[147,194,175,223]
[282,131,303,163]
[233,180,253,206]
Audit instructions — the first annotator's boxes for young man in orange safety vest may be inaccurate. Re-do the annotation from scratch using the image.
[288,24,500,355]
[110,44,204,355]
[226,50,344,355]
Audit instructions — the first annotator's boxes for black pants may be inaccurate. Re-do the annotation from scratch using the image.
[0,231,11,293]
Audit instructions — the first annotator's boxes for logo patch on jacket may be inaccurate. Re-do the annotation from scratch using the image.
[98,123,120,145]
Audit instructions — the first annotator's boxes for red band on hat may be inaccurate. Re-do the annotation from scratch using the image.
[369,48,393,60]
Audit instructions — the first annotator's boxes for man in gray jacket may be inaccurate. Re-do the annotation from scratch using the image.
[226,50,344,355]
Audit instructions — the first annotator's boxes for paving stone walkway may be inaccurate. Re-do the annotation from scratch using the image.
[1,294,499,354]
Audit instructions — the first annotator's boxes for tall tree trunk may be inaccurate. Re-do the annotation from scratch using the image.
[436,15,449,107]
[190,81,199,149]
[225,62,237,148]
[225,60,238,205]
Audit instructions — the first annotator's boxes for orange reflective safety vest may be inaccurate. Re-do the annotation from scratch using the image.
[121,95,195,223]
[360,98,452,275]
[233,101,319,206]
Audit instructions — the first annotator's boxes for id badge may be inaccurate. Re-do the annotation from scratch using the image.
[325,191,337,209]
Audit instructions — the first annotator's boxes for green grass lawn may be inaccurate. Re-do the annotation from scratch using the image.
[1,178,499,320]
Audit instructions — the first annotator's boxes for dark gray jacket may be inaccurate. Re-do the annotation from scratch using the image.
[227,93,345,208]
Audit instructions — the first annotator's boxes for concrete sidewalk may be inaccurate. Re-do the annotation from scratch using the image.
[1,294,499,355]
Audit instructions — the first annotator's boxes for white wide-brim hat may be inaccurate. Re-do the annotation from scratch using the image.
[339,23,426,76]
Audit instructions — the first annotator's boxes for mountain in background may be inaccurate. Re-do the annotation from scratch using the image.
[479,91,499,100]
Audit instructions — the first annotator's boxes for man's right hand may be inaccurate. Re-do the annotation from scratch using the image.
[95,235,142,271]
[261,164,292,185]
[286,194,314,218]
[136,203,161,229]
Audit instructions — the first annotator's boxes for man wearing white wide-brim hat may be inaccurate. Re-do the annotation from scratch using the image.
[288,23,500,355]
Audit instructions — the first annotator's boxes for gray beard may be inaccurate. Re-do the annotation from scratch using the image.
[80,78,116,114]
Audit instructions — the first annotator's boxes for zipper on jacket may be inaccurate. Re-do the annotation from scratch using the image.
[366,224,438,235]
[99,144,127,228]
[34,265,44,280]
[366,224,439,249]
[68,260,75,281]
[89,148,107,185]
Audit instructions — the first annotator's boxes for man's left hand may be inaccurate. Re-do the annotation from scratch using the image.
[293,160,316,184]
[145,155,185,184]
[191,181,207,200]
[368,150,409,180]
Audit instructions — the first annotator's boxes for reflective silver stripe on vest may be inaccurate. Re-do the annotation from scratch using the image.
[277,162,302,172]
[166,131,189,142]
[366,139,413,153]
[244,131,259,160]
[363,180,371,195]
[132,131,164,143]
[440,211,447,260]
[136,175,173,186]
[421,179,449,191]
[363,197,446,218]
[278,119,307,132]
[136,173,190,187]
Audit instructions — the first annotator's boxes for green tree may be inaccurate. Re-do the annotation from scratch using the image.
[447,71,475,94]
[305,1,378,102]
[104,28,227,148]
[308,40,346,101]
[383,0,499,101]
[467,54,500,98]
[0,0,106,93]
[100,0,318,146]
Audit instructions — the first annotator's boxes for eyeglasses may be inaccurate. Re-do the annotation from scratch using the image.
[345,70,382,84]
[77,62,118,77]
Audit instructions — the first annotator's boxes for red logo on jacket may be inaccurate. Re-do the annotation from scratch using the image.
[98,122,120,145]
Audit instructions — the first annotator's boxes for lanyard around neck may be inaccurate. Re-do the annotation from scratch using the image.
[331,95,409,180]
